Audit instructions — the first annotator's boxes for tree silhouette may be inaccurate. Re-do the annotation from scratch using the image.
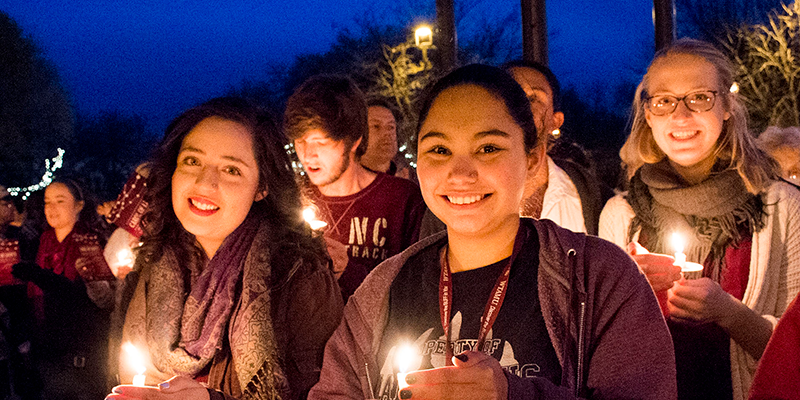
[0,11,73,188]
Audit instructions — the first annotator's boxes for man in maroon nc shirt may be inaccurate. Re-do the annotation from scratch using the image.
[284,75,426,300]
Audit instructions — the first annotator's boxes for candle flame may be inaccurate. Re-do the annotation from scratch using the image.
[396,344,415,373]
[123,342,146,375]
[116,248,134,267]
[671,232,685,254]
[303,206,328,230]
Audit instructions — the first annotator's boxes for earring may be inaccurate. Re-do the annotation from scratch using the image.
[551,129,561,139]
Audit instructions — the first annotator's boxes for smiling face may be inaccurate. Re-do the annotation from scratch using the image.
[44,182,83,235]
[361,106,399,171]
[171,116,262,258]
[293,129,354,189]
[417,84,534,237]
[645,54,730,175]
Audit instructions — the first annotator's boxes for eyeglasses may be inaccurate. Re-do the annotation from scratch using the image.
[644,90,718,116]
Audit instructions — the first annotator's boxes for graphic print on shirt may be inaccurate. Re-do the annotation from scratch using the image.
[347,216,389,261]
[376,311,541,400]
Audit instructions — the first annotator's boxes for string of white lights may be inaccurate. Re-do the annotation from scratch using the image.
[7,148,65,200]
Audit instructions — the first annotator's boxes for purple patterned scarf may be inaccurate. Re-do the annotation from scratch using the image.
[146,211,287,399]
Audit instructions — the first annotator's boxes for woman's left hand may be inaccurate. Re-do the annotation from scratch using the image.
[667,277,736,324]
[106,376,210,400]
[399,351,507,400]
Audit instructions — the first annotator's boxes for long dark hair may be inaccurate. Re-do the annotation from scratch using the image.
[138,97,327,274]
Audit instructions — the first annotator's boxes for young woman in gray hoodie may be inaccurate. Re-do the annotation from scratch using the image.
[310,64,677,400]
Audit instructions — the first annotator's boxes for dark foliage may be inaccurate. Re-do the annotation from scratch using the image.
[66,112,157,201]
[0,11,73,188]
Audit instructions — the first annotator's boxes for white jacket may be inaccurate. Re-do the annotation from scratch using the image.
[542,156,586,233]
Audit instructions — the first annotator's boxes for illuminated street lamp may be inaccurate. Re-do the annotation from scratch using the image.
[414,26,433,67]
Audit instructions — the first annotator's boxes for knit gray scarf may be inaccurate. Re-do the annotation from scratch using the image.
[627,160,765,281]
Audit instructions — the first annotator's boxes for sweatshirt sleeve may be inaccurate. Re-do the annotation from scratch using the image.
[582,238,677,399]
[506,373,589,399]
[307,300,371,400]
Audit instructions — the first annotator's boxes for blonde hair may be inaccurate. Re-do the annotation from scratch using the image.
[620,38,777,193]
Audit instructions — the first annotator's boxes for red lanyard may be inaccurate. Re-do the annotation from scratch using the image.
[438,228,525,366]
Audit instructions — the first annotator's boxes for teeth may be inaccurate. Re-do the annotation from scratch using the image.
[672,130,697,139]
[447,195,484,205]
[191,199,219,211]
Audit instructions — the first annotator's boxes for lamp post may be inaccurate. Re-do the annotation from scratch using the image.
[415,26,433,69]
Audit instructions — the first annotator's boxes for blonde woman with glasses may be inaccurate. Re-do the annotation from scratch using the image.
[599,38,800,400]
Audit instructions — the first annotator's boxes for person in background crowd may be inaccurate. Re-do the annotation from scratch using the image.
[284,75,426,299]
[309,64,676,400]
[0,187,37,399]
[108,97,342,400]
[503,60,606,235]
[11,177,115,400]
[102,164,150,280]
[748,290,800,399]
[599,38,800,400]
[361,98,413,181]
[757,125,800,189]
[0,187,36,262]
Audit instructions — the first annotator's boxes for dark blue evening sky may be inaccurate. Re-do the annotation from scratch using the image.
[2,0,653,133]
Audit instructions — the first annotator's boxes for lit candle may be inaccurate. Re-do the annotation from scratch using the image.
[123,342,147,386]
[116,248,134,268]
[396,344,416,390]
[303,206,328,230]
[671,233,686,270]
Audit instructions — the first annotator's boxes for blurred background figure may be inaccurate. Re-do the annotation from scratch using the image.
[0,186,38,400]
[102,164,149,280]
[757,126,800,188]
[12,177,115,400]
[360,98,414,181]
[504,60,606,235]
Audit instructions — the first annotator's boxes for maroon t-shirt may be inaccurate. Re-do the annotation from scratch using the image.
[309,173,426,299]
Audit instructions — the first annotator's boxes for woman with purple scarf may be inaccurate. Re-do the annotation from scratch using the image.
[107,97,343,400]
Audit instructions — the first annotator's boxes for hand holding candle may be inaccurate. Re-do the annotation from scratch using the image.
[627,241,682,292]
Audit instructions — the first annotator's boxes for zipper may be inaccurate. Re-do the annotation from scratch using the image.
[576,299,586,397]
[567,247,586,397]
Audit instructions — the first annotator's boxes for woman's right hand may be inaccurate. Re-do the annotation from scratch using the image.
[627,242,682,292]
[106,376,210,400]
